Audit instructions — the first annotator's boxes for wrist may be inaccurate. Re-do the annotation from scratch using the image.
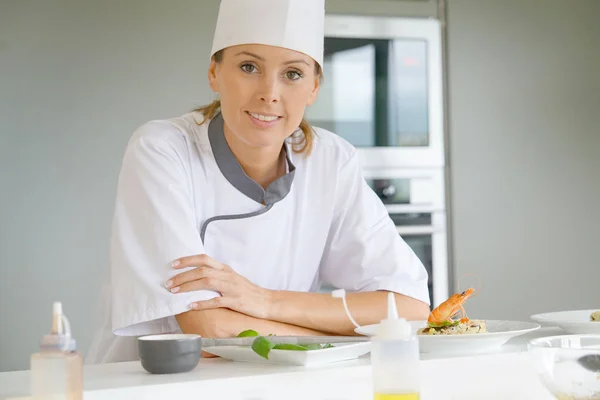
[263,289,280,320]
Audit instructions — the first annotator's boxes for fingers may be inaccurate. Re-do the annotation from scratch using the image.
[201,351,219,359]
[168,276,228,294]
[171,254,226,270]
[189,296,231,311]
[166,266,217,291]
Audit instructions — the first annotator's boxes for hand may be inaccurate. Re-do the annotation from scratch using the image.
[201,351,219,359]
[166,254,272,320]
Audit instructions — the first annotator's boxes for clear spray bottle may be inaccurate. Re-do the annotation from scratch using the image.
[30,301,83,400]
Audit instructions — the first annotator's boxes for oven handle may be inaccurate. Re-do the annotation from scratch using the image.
[396,225,443,235]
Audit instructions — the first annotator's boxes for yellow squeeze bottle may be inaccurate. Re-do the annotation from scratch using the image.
[371,292,421,400]
[30,302,83,400]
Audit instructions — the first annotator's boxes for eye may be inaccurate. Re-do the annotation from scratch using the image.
[240,63,257,74]
[285,70,303,81]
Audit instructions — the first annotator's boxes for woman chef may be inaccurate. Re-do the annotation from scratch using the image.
[86,0,430,364]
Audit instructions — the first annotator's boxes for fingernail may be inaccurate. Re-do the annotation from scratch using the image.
[189,303,197,309]
[165,280,173,288]
[170,286,180,293]
[171,260,180,267]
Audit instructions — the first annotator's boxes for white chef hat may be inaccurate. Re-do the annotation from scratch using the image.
[210,0,325,69]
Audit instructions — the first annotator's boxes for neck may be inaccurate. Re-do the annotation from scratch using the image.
[223,125,286,190]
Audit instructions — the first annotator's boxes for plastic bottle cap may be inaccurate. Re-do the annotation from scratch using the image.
[375,292,412,340]
[41,301,77,352]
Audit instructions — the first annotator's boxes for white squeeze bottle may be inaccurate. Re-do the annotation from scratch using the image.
[371,292,421,400]
[30,302,83,400]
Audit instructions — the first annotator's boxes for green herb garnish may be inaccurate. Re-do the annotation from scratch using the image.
[427,320,460,328]
[251,336,276,359]
[247,336,333,359]
[303,343,325,350]
[237,329,260,337]
[236,330,333,359]
[272,344,309,351]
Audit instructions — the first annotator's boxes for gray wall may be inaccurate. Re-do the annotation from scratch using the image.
[446,0,600,319]
[0,0,221,372]
[1,0,598,373]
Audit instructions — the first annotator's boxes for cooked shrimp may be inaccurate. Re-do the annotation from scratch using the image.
[428,288,475,325]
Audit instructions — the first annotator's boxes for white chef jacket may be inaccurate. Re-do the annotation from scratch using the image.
[85,111,430,364]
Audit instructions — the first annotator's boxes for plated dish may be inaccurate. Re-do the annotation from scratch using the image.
[417,319,487,336]
[356,285,540,354]
[415,286,491,336]
[417,286,491,336]
[531,309,600,334]
[202,342,371,366]
[356,320,540,354]
[202,329,371,366]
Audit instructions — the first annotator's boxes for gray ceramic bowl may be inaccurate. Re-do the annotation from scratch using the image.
[138,334,202,374]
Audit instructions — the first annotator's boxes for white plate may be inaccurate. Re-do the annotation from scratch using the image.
[355,320,540,354]
[530,309,600,334]
[202,342,372,366]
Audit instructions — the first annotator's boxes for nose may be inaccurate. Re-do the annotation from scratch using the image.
[256,75,279,104]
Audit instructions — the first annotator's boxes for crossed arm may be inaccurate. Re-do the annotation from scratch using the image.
[172,254,431,339]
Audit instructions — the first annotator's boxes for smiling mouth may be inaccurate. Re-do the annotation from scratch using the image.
[247,111,281,122]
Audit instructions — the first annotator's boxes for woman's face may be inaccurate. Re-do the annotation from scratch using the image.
[208,44,320,150]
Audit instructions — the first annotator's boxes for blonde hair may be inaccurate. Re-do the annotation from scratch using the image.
[194,50,323,156]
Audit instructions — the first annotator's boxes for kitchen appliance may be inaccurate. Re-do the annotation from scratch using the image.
[305,15,445,168]
[311,14,450,309]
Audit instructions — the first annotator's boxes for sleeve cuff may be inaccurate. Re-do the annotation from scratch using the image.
[112,290,220,336]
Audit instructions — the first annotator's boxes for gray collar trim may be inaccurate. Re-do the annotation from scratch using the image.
[208,112,296,205]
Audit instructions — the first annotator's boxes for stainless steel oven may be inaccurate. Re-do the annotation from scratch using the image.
[305,15,445,168]
[312,15,449,308]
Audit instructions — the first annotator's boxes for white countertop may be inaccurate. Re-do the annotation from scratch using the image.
[1,327,562,400]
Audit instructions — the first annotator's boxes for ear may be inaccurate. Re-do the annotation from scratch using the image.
[306,74,321,106]
[208,59,220,93]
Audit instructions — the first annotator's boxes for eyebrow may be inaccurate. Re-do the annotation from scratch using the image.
[235,51,311,66]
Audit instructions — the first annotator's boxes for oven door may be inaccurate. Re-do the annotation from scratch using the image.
[306,15,445,168]
[397,220,448,309]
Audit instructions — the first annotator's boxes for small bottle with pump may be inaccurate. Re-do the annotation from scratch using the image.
[30,301,83,400]
[371,292,421,400]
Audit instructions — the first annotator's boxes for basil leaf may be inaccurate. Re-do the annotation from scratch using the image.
[303,344,323,350]
[252,336,275,359]
[272,343,331,351]
[272,344,309,351]
[237,329,260,337]
[250,336,335,359]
